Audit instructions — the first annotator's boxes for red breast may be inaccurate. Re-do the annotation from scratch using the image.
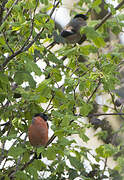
[28,115,48,147]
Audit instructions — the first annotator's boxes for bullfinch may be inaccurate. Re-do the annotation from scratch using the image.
[28,113,48,147]
[61,14,88,43]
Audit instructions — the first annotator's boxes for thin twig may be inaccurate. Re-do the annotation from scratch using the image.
[0,1,8,25]
[44,94,55,113]
[101,158,108,178]
[95,0,124,30]
[0,1,60,71]
[1,0,19,25]
[109,91,124,120]
[45,134,56,147]
[79,65,94,78]
[46,41,56,49]
[9,107,124,175]
[79,0,124,44]
[0,123,12,164]
[37,1,60,50]
[9,134,28,178]
[88,112,124,117]
[21,0,39,50]
[49,1,60,18]
[87,78,101,103]
[1,0,123,71]
[2,30,14,54]
[0,121,10,126]
[1,132,24,170]
[20,156,35,171]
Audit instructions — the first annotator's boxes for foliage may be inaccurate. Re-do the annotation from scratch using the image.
[0,0,124,179]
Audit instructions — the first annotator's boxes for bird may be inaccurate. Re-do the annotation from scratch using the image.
[61,14,88,44]
[28,113,49,147]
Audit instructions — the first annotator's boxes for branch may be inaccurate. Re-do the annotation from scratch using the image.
[46,41,56,49]
[101,158,108,178]
[1,0,19,25]
[0,0,8,25]
[95,0,124,30]
[1,132,24,172]
[88,112,124,117]
[49,0,60,18]
[0,26,45,71]
[20,156,35,171]
[43,109,124,147]
[45,134,56,147]
[6,2,61,175]
[87,78,101,103]
[0,123,12,164]
[109,91,124,121]
[21,0,39,50]
[0,121,10,126]
[8,153,36,177]
[9,134,28,178]
[2,30,14,54]
[11,109,124,175]
[79,0,124,44]
[44,93,55,113]
[0,1,60,71]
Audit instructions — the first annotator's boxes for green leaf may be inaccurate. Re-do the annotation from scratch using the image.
[8,146,26,158]
[82,26,106,47]
[5,0,14,8]
[15,171,29,180]
[26,61,42,76]
[94,36,106,48]
[68,156,83,170]
[32,159,46,171]
[96,144,118,158]
[54,89,66,104]
[54,129,65,137]
[50,68,62,82]
[0,36,5,45]
[21,151,30,163]
[14,71,36,88]
[46,146,56,160]
[79,129,89,142]
[80,102,93,116]
[47,53,59,64]
[12,26,21,31]
[4,176,10,180]
[40,0,49,5]
[0,134,17,141]
[95,131,108,141]
[26,166,38,180]
[79,81,87,91]
[102,105,109,112]
[68,169,78,180]
[0,72,9,87]
[36,79,51,99]
[92,0,102,8]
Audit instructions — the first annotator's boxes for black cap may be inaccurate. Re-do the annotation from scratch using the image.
[34,113,48,121]
[74,14,88,20]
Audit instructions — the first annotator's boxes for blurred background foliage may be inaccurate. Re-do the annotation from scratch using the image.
[0,0,124,179]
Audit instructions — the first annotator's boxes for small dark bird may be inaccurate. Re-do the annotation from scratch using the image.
[28,113,48,147]
[61,14,88,43]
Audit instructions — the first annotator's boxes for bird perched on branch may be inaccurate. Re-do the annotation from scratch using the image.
[61,14,88,44]
[28,113,48,147]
